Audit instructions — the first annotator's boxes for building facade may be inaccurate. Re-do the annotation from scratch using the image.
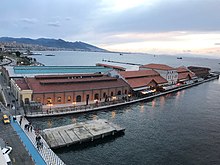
[139,63,178,85]
[11,74,131,107]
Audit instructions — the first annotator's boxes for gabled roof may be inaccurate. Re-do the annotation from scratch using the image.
[15,75,130,93]
[126,76,168,89]
[176,67,189,73]
[140,63,175,70]
[119,70,159,79]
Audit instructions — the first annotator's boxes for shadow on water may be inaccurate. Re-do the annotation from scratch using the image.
[54,132,125,154]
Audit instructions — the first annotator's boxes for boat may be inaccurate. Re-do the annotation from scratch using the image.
[45,54,55,56]
[177,57,182,59]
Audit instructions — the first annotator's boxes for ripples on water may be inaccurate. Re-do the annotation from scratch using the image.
[29,79,220,165]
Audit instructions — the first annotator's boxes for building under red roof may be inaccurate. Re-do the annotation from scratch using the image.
[13,74,131,105]
[139,63,175,70]
[176,67,196,81]
[119,70,168,91]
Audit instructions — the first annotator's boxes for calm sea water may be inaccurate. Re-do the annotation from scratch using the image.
[30,52,220,165]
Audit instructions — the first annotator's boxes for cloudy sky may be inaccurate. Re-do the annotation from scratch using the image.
[1,0,220,56]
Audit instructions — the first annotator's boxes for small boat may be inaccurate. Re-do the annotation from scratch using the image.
[119,53,123,56]
[45,54,55,56]
[177,57,182,59]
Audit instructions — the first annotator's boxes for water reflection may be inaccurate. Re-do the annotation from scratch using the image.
[160,96,165,108]
[111,111,116,118]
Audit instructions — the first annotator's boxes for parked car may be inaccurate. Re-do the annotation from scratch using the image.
[2,115,10,124]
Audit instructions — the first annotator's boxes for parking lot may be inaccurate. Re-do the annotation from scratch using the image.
[0,112,34,165]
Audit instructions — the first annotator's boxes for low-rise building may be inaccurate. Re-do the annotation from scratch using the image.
[187,66,211,78]
[139,63,178,85]
[177,66,197,84]
[115,70,168,96]
[11,74,131,107]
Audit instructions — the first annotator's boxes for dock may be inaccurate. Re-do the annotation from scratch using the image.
[42,119,125,149]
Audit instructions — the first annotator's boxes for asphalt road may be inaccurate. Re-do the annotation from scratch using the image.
[0,112,35,165]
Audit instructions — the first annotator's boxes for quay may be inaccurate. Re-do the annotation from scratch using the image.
[11,115,66,165]
[25,75,219,118]
[42,119,125,149]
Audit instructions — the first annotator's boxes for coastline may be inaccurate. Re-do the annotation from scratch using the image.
[25,75,219,118]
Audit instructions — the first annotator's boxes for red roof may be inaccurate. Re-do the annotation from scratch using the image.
[119,70,167,89]
[178,72,195,80]
[127,76,168,88]
[140,63,175,70]
[39,77,118,84]
[119,70,159,79]
[176,67,189,73]
[35,73,103,79]
[15,78,30,90]
[15,75,129,93]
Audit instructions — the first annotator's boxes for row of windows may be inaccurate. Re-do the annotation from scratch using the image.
[167,75,178,80]
[37,90,128,104]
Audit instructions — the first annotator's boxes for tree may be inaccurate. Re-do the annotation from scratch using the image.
[0,55,3,62]
[15,51,21,57]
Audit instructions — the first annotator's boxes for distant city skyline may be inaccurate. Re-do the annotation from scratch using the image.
[1,0,220,57]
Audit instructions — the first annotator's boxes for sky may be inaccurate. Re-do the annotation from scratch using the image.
[1,0,220,57]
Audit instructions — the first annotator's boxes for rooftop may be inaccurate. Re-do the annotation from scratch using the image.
[140,63,175,70]
[15,75,129,93]
[119,70,159,79]
[4,66,113,78]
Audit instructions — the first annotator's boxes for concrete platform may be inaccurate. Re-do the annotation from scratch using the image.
[42,119,125,149]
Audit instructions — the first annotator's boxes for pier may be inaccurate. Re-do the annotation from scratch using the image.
[42,119,125,149]
[102,59,141,66]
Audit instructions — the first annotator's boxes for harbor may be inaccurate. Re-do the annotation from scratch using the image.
[42,119,125,149]
[25,74,219,118]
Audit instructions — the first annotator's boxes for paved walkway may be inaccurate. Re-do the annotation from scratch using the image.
[11,116,65,165]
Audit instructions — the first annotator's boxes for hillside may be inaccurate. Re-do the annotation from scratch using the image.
[0,37,106,52]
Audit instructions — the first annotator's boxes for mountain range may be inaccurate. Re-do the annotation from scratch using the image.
[0,37,106,52]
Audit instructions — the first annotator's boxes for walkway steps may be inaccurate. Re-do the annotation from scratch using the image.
[42,119,125,149]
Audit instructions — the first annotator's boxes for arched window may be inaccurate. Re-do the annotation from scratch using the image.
[24,98,30,104]
[117,91,121,95]
[103,92,106,98]
[57,97,61,102]
[67,96,71,102]
[36,97,41,103]
[47,97,52,104]
[111,92,114,96]
[76,95,81,102]
[94,93,99,100]
[125,89,127,94]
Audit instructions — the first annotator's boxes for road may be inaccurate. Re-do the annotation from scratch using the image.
[0,111,35,165]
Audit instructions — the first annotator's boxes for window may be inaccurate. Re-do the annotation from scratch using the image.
[111,92,114,96]
[76,95,81,102]
[125,90,127,94]
[47,97,52,104]
[103,92,106,98]
[67,96,71,102]
[57,97,61,102]
[94,93,99,100]
[36,97,41,103]
[117,91,121,95]
[24,98,30,104]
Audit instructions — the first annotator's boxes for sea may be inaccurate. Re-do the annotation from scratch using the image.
[29,51,220,165]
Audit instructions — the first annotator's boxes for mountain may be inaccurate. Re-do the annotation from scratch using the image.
[0,37,107,52]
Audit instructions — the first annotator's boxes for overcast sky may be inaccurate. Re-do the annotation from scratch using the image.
[1,0,220,56]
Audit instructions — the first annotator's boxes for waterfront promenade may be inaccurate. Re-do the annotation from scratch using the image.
[25,75,219,118]
[11,116,66,165]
